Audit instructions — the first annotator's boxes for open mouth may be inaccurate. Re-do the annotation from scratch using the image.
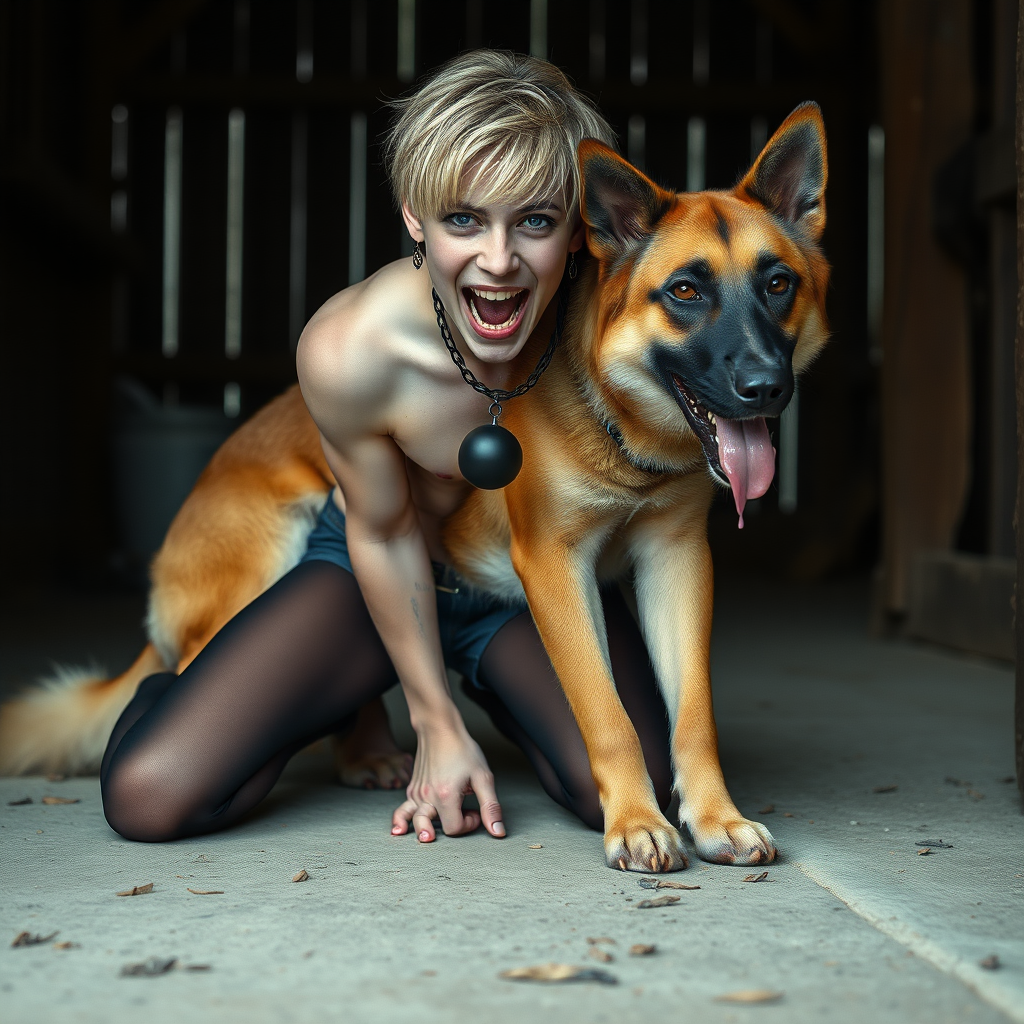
[671,374,776,529]
[462,286,529,340]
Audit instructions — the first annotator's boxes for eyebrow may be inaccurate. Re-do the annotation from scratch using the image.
[457,199,564,216]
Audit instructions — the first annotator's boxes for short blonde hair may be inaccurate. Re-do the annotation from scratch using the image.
[385,50,616,221]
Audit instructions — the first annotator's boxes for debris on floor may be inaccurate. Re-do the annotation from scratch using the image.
[11,930,59,947]
[500,963,617,984]
[116,883,154,896]
[872,784,898,793]
[635,895,679,909]
[7,796,32,805]
[915,839,953,849]
[629,944,656,956]
[292,869,309,882]
[120,957,178,977]
[742,871,770,883]
[587,945,613,963]
[41,796,79,805]
[715,989,783,1003]
[979,955,1001,970]
[187,888,224,895]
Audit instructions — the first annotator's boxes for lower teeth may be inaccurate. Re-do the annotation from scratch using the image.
[469,297,521,330]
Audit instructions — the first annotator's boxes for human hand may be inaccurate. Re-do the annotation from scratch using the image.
[391,721,505,842]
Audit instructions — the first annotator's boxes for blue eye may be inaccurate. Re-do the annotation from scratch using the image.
[522,214,552,229]
[447,213,476,228]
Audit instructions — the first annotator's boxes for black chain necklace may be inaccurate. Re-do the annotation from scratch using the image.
[432,286,568,489]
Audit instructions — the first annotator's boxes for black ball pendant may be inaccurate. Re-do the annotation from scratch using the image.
[458,423,523,489]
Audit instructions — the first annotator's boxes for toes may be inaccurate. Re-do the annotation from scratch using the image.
[604,818,689,873]
[687,817,779,865]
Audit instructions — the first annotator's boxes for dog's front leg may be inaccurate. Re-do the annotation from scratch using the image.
[632,527,777,866]
[512,537,689,872]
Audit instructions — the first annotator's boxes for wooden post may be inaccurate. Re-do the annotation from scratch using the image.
[877,0,974,617]
[1015,0,1024,796]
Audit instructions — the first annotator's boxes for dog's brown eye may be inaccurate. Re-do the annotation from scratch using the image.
[767,275,790,295]
[672,282,700,301]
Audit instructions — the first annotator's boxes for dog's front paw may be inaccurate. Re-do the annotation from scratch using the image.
[683,811,777,865]
[604,812,689,872]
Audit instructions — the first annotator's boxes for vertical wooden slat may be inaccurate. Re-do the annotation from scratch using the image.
[1014,0,1024,795]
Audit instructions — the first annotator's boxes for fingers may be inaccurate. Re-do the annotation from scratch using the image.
[473,770,505,838]
[391,798,441,842]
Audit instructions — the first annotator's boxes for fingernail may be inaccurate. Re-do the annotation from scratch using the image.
[492,821,506,837]
[418,830,430,842]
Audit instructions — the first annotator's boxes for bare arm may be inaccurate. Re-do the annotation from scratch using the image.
[297,304,503,841]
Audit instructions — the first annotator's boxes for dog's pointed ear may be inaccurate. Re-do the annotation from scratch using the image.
[739,102,827,240]
[579,140,673,263]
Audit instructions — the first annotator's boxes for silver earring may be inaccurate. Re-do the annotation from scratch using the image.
[412,241,424,270]
[568,251,578,280]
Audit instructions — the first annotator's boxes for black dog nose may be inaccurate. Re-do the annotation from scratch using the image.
[732,366,792,417]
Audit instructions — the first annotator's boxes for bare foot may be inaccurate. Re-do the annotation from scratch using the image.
[331,698,413,790]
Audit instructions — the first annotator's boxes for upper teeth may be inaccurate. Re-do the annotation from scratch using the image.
[469,287,523,301]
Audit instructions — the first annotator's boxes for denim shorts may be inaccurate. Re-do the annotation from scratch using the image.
[299,496,528,689]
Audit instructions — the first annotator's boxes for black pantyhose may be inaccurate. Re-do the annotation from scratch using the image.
[101,561,672,843]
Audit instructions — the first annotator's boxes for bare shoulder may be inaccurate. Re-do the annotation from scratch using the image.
[297,259,430,438]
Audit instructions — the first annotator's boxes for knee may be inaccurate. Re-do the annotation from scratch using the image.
[101,751,198,842]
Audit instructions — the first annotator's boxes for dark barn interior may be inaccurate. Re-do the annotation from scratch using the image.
[0,2,1022,1020]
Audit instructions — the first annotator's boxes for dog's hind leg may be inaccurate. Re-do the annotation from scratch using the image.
[631,524,777,866]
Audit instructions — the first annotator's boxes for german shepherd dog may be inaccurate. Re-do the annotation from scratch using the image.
[0,104,829,872]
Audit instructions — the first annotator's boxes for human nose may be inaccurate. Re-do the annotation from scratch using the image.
[475,227,519,278]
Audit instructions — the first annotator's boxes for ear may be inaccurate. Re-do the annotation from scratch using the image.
[739,102,827,240]
[579,139,674,263]
[401,203,424,243]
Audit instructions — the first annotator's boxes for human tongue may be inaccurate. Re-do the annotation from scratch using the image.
[470,292,521,325]
[715,416,776,529]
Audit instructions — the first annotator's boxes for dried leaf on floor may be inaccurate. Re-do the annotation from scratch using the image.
[635,895,679,909]
[41,796,79,805]
[184,964,212,971]
[7,797,32,805]
[638,877,659,889]
[587,946,613,963]
[629,944,656,956]
[116,883,154,896]
[742,871,769,883]
[500,963,617,985]
[186,889,224,895]
[120,957,178,977]
[872,784,898,793]
[292,869,309,882]
[759,804,775,814]
[783,812,794,818]
[715,989,783,1003]
[53,941,80,950]
[11,931,58,947]
[915,840,953,849]
[654,880,700,890]
[586,937,616,945]
[528,844,543,849]
[979,955,1000,970]
[916,848,933,856]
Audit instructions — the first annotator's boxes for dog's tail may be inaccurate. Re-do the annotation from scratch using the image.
[0,643,165,776]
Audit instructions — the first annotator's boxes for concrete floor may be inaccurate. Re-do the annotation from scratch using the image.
[1,575,1021,1023]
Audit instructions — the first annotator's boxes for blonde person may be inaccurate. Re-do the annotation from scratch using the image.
[100,51,674,843]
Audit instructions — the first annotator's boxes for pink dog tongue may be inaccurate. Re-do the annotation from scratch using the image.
[715,416,776,529]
